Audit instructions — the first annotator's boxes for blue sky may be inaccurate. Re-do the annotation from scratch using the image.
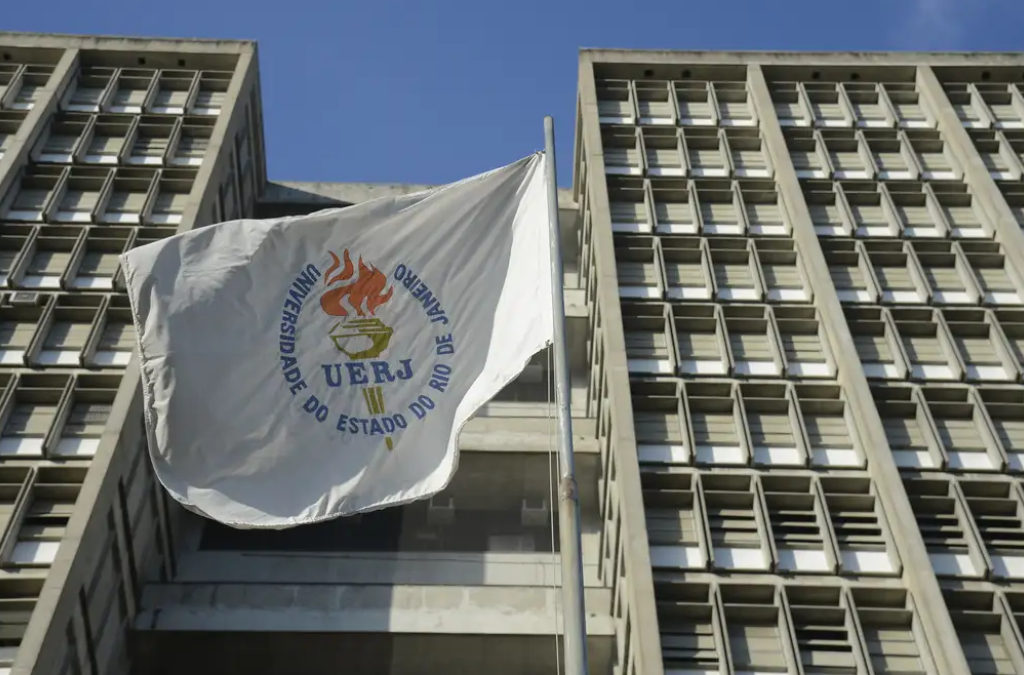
[4,0,1022,187]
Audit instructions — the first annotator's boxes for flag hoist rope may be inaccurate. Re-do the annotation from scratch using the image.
[544,115,590,675]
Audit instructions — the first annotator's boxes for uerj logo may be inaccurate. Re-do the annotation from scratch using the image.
[277,248,458,452]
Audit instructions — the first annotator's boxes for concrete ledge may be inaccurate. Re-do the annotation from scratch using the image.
[460,416,597,453]
[136,583,614,635]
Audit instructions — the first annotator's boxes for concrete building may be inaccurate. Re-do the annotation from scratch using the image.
[1,31,1024,675]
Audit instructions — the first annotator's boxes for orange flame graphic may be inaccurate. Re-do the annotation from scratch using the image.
[320,249,394,317]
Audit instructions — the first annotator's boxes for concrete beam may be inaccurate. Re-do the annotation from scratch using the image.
[0,32,255,54]
[581,48,1024,67]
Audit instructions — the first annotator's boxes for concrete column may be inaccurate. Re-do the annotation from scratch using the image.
[916,66,1024,275]
[746,63,970,675]
[576,54,665,675]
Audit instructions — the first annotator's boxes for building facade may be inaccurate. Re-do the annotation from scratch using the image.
[1,32,1024,675]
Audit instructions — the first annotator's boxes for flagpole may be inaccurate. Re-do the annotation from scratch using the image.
[543,115,589,675]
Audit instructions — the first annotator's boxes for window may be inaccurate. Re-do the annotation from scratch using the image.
[798,386,864,468]
[657,583,720,673]
[775,307,834,378]
[21,236,75,290]
[0,231,28,286]
[607,177,650,234]
[36,115,88,164]
[109,68,155,114]
[674,81,714,126]
[38,311,95,367]
[946,590,1021,675]
[674,304,727,376]
[904,477,984,577]
[866,130,916,180]
[602,126,641,176]
[725,306,783,377]
[151,70,197,115]
[884,83,933,129]
[190,71,231,116]
[915,241,979,305]
[54,171,107,223]
[101,173,154,225]
[722,585,789,670]
[825,130,873,177]
[621,302,673,375]
[642,127,683,176]
[698,183,743,234]
[56,400,110,459]
[892,308,961,381]
[743,384,803,467]
[853,588,933,674]
[944,309,1018,382]
[876,385,940,469]
[847,307,906,380]
[846,186,897,237]
[770,82,810,127]
[824,240,877,303]
[936,187,991,239]
[688,383,746,466]
[702,473,768,569]
[634,80,674,126]
[614,236,661,299]
[1,398,58,458]
[64,67,115,112]
[908,130,959,180]
[924,387,1002,471]
[787,587,860,674]
[847,82,894,128]
[979,386,1024,472]
[743,186,788,236]
[805,184,849,236]
[661,237,710,300]
[149,183,190,225]
[172,122,212,167]
[959,481,1024,579]
[727,128,770,178]
[820,477,896,574]
[127,119,175,166]
[651,181,694,234]
[889,185,945,239]
[5,168,63,222]
[686,128,728,177]
[761,474,829,570]
[945,83,991,129]
[631,381,688,465]
[0,305,43,366]
[596,79,635,125]
[715,81,755,127]
[92,307,134,367]
[807,83,852,127]
[83,118,131,165]
[787,129,829,178]
[642,471,703,568]
[756,239,808,301]
[710,239,760,300]
[868,242,926,304]
[8,71,48,111]
[71,230,127,291]
[963,243,1023,306]
[978,83,1024,130]
[9,476,79,566]
[972,130,1022,180]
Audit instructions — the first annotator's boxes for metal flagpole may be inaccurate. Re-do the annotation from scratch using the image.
[543,115,589,675]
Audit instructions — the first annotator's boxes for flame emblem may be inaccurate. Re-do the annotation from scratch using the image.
[320,250,394,317]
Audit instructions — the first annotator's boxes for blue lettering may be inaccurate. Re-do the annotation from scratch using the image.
[346,362,369,385]
[429,363,451,393]
[394,264,406,281]
[336,413,349,431]
[281,356,298,371]
[435,334,454,355]
[394,414,407,429]
[322,364,344,388]
[282,311,298,325]
[370,418,384,435]
[372,361,397,383]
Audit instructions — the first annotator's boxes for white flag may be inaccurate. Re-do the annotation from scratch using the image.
[121,154,553,528]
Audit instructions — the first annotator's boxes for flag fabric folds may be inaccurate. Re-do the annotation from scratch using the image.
[121,153,553,529]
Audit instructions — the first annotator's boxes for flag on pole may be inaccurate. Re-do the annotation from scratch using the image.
[121,154,553,529]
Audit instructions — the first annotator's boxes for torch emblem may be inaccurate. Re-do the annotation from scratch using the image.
[321,249,396,449]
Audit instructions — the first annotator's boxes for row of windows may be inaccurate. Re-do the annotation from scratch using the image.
[944,82,1024,130]
[851,306,1024,384]
[596,79,757,127]
[61,66,229,116]
[967,129,1024,181]
[905,475,1024,582]
[603,125,772,179]
[0,64,56,113]
[876,384,1024,474]
[1,165,193,226]
[0,224,169,292]
[630,379,862,468]
[0,294,134,370]
[31,112,212,169]
[824,239,1021,307]
[769,80,935,130]
[805,180,992,240]
[786,128,961,182]
[614,235,1021,308]
[656,582,937,675]
[642,468,898,575]
[0,373,119,461]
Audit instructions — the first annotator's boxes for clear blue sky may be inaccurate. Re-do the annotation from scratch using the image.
[4,0,1023,187]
